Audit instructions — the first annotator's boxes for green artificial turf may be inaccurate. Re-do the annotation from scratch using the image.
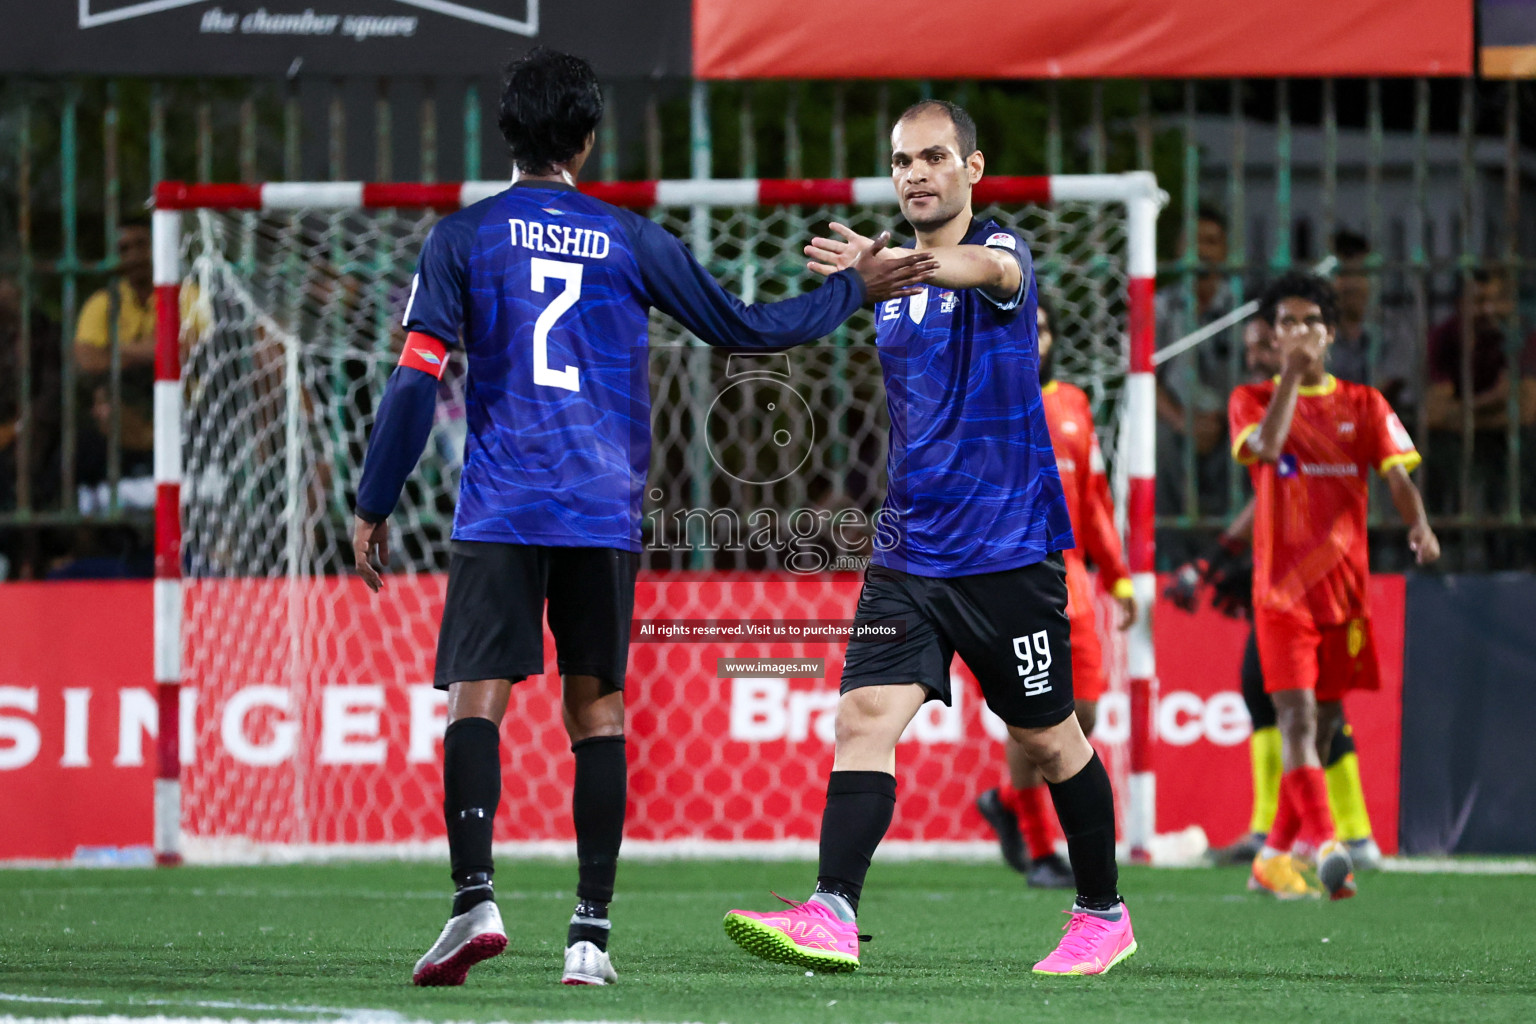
[1,859,1531,1024]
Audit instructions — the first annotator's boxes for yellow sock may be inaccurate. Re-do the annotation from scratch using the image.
[1248,726,1282,836]
[1326,751,1373,842]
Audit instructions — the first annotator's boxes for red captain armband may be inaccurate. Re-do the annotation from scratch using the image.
[399,332,450,379]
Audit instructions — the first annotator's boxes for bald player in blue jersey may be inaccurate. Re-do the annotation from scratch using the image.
[351,48,935,989]
[723,101,1136,977]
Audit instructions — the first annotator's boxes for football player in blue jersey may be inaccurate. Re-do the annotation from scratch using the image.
[351,48,936,988]
[724,101,1136,977]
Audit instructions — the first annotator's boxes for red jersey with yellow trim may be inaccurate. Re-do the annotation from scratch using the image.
[1229,374,1420,626]
[1043,381,1131,621]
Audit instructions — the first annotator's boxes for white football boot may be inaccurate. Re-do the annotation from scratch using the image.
[561,940,618,985]
[412,900,507,986]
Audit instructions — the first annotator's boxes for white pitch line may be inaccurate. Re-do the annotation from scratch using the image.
[1,995,708,1024]
[0,997,395,1020]
[1379,857,1536,875]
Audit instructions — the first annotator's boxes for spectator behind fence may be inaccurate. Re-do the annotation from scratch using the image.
[1329,230,1417,414]
[1155,206,1235,546]
[1422,267,1536,520]
[73,217,205,514]
[73,217,156,512]
[0,273,63,514]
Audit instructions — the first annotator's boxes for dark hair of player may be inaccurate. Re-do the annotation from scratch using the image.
[1331,228,1370,260]
[1036,294,1058,383]
[1258,271,1340,330]
[120,214,151,232]
[896,99,978,157]
[1037,294,1057,339]
[497,47,605,176]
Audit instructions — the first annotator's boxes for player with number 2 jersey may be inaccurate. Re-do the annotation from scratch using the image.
[350,47,935,990]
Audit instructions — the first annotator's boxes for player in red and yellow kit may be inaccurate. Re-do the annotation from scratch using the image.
[977,300,1137,888]
[1230,272,1439,900]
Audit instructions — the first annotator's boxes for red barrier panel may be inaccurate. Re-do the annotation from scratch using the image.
[0,583,155,860]
[0,576,1404,860]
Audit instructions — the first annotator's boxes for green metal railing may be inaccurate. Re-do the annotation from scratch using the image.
[2,76,1534,574]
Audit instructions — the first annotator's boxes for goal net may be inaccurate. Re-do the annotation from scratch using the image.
[151,176,1160,862]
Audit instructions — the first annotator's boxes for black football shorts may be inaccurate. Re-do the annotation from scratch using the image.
[839,554,1076,729]
[433,541,639,691]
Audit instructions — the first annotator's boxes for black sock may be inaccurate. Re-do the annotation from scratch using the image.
[568,897,611,952]
[815,770,897,912]
[444,717,501,914]
[1046,752,1121,911]
[452,871,494,917]
[572,735,626,905]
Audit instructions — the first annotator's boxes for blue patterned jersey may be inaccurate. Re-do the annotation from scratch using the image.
[404,180,867,549]
[871,218,1073,576]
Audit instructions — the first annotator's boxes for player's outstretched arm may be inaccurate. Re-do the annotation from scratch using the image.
[628,216,934,349]
[1385,464,1441,565]
[806,222,1020,301]
[352,335,446,592]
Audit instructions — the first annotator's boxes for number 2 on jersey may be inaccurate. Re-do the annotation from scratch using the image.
[530,257,581,392]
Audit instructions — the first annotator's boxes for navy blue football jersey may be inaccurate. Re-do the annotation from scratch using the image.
[403,180,866,549]
[871,218,1073,576]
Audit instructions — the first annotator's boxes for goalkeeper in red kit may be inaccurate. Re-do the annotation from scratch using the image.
[1231,272,1438,900]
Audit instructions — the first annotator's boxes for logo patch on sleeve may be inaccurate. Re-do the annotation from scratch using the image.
[399,332,450,379]
[985,232,1017,250]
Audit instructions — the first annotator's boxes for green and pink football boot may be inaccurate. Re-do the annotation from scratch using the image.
[723,894,862,972]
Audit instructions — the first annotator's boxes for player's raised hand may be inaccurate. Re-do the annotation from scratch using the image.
[805,222,881,275]
[848,231,937,303]
[1408,522,1441,565]
[353,515,390,593]
[1279,320,1327,375]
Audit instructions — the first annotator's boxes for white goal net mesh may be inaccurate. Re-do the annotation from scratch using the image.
[172,195,1132,857]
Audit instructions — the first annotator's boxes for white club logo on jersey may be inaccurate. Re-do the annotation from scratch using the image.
[907,288,929,324]
[1013,630,1053,697]
[985,232,1017,250]
[1387,413,1414,452]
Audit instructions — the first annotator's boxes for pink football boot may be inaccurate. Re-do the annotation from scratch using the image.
[723,894,862,972]
[1032,903,1138,976]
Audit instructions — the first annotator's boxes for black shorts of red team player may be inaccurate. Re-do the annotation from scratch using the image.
[839,554,1076,729]
[433,541,639,691]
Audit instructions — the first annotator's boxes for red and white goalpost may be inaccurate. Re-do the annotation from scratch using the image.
[151,173,1165,864]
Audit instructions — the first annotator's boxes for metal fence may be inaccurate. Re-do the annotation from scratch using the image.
[2,76,1534,576]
